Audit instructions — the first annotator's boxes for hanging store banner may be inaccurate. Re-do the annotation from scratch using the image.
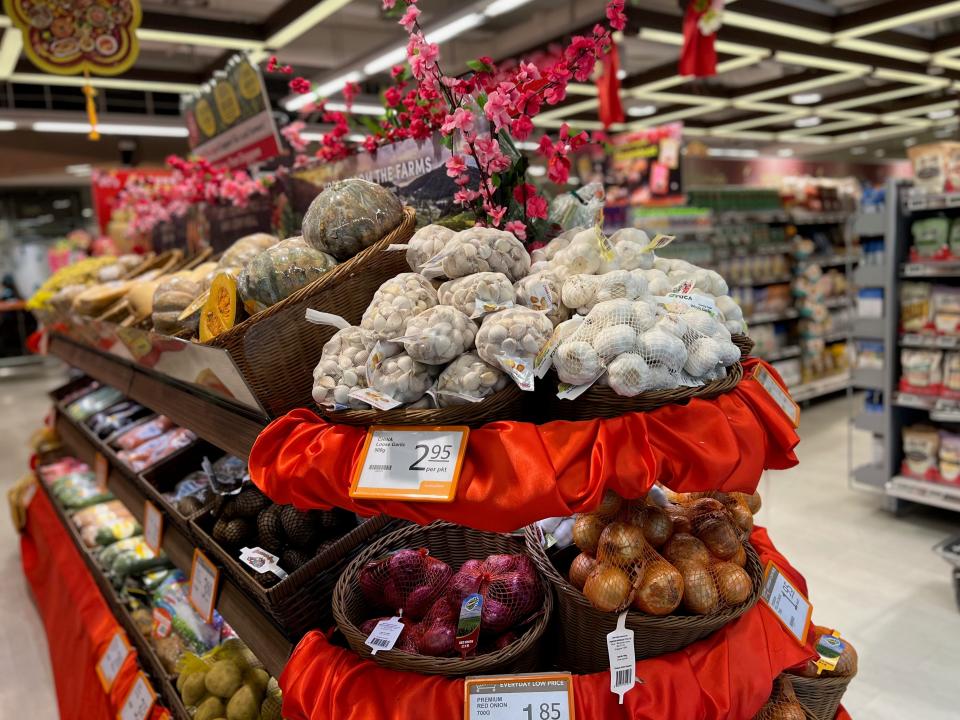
[3,0,141,76]
[182,54,283,170]
[606,122,684,209]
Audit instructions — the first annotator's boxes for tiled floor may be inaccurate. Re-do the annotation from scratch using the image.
[0,372,958,718]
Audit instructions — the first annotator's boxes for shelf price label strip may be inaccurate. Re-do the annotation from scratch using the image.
[96,629,132,693]
[188,548,220,624]
[464,673,574,720]
[119,672,157,720]
[350,425,470,503]
[752,365,800,428]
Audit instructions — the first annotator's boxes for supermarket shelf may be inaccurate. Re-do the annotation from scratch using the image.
[825,330,850,343]
[904,190,960,212]
[789,372,850,402]
[745,308,799,324]
[854,212,886,238]
[901,260,960,278]
[49,333,266,460]
[799,253,861,268]
[893,391,937,410]
[852,317,885,339]
[789,210,851,225]
[53,411,293,679]
[716,210,790,223]
[825,296,850,309]
[852,463,886,491]
[851,367,884,390]
[853,263,886,287]
[900,333,960,349]
[853,411,885,435]
[762,345,801,362]
[887,475,960,513]
[930,401,960,423]
[730,274,794,287]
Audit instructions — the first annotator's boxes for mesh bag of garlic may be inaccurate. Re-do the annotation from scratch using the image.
[437,272,515,318]
[311,326,376,409]
[435,351,509,406]
[360,273,439,351]
[394,305,478,366]
[406,224,456,274]
[368,349,440,406]
[422,227,531,282]
[752,677,808,720]
[560,270,649,315]
[475,308,555,389]
[514,270,569,326]
[568,489,756,615]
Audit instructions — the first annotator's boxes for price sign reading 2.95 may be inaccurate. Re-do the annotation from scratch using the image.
[351,425,470,503]
[464,673,574,720]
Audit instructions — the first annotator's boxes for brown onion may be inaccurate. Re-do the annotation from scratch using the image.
[770,703,806,720]
[572,514,607,554]
[745,491,761,514]
[714,562,752,605]
[687,497,726,519]
[697,518,740,560]
[582,564,632,612]
[640,505,673,547]
[568,553,598,590]
[665,505,692,535]
[730,542,746,567]
[730,503,754,533]
[662,533,710,568]
[681,566,718,614]
[632,561,683,616]
[597,522,646,567]
[594,490,624,519]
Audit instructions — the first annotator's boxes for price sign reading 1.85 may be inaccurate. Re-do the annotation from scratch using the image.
[464,673,574,720]
[351,426,470,503]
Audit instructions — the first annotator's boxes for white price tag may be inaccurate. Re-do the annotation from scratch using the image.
[465,673,574,720]
[119,672,156,720]
[350,425,469,502]
[364,616,405,655]
[239,546,288,580]
[752,365,800,427]
[606,612,638,703]
[142,501,163,555]
[188,549,220,623]
[95,630,131,691]
[760,562,812,645]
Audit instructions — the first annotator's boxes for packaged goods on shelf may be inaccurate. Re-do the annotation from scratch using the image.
[932,285,960,334]
[908,141,960,195]
[855,341,884,370]
[902,425,940,479]
[856,288,883,319]
[899,348,942,394]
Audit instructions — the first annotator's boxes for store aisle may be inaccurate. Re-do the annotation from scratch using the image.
[759,395,960,720]
[0,370,65,720]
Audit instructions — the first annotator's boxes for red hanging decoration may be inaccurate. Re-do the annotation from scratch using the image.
[679,0,724,77]
[598,42,625,128]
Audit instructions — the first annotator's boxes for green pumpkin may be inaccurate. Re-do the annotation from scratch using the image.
[301,178,403,260]
[237,237,337,313]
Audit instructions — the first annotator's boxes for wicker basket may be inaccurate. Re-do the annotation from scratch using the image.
[204,207,417,417]
[333,520,553,677]
[732,333,754,358]
[523,524,762,674]
[319,383,528,427]
[547,361,744,421]
[789,674,854,720]
[190,509,395,640]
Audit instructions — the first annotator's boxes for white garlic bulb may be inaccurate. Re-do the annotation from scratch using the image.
[360,272,439,345]
[531,227,581,264]
[438,272,514,318]
[311,326,376,409]
[436,351,509,406]
[681,308,720,338]
[593,324,638,360]
[554,340,602,385]
[406,224,455,273]
[400,305,477,365]
[684,336,723,377]
[475,307,554,366]
[369,351,439,404]
[515,270,568,326]
[638,327,687,371]
[549,228,603,276]
[643,268,674,296]
[716,295,744,322]
[434,227,531,282]
[606,352,653,397]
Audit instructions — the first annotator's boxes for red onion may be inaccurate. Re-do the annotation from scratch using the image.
[388,548,427,587]
[446,567,483,608]
[358,562,384,606]
[403,585,439,620]
[480,597,513,634]
[493,631,517,651]
[418,622,456,657]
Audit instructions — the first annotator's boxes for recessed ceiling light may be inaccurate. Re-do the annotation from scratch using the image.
[627,104,657,117]
[794,116,822,128]
[527,165,547,177]
[850,146,867,155]
[707,147,760,158]
[617,69,627,80]
[0,120,15,131]
[929,65,946,75]
[777,148,794,157]
[790,93,821,105]
[874,148,886,157]
[929,108,956,120]
[904,137,918,147]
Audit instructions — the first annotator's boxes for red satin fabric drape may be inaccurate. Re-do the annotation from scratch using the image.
[679,3,717,77]
[20,488,169,720]
[250,358,799,531]
[279,526,847,720]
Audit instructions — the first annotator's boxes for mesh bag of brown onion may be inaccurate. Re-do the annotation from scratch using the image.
[568,488,759,615]
[753,676,808,720]
[357,549,544,658]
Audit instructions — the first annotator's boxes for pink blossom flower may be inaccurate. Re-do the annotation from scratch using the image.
[289,77,312,94]
[505,220,527,240]
[486,204,507,227]
[363,136,379,153]
[606,0,627,31]
[441,107,474,136]
[548,154,571,185]
[343,81,360,108]
[399,4,420,32]
[484,89,513,132]
[391,64,406,80]
[527,194,548,219]
[454,188,480,205]
[454,173,471,187]
[516,62,541,84]
[384,86,402,107]
[382,0,397,8]
[511,115,534,140]
[445,154,467,178]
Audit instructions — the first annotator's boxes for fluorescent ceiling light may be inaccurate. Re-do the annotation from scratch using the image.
[632,75,687,93]
[834,2,960,39]
[346,134,367,142]
[791,93,821,105]
[775,133,832,145]
[737,71,862,103]
[535,98,599,122]
[485,0,536,17]
[300,132,323,141]
[32,121,188,137]
[0,16,10,28]
[711,130,775,141]
[833,38,931,63]
[0,27,22,80]
[527,165,546,177]
[708,147,760,158]
[428,13,484,45]
[777,148,794,157]
[930,108,957,120]
[566,83,598,96]
[265,0,355,48]
[0,120,15,131]
[364,47,407,76]
[10,73,199,93]
[533,117,605,131]
[285,70,363,111]
[627,104,657,117]
[883,101,958,120]
[850,146,866,155]
[66,164,92,176]
[516,140,540,150]
[638,29,684,46]
[724,12,832,44]
[873,68,949,87]
[775,52,869,74]
[714,55,766,75]
[712,111,805,133]
[794,116,822,128]
[631,91,725,107]
[138,29,264,50]
[819,85,932,111]
[325,101,383,115]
